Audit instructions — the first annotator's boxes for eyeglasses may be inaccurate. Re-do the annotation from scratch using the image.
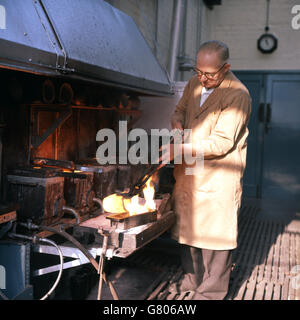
[193,63,226,80]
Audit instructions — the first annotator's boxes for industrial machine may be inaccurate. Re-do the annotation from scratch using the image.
[0,0,179,300]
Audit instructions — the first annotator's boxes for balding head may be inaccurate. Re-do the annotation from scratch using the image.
[195,40,231,89]
[197,40,229,66]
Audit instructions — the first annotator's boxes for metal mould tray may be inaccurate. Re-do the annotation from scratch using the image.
[106,210,157,230]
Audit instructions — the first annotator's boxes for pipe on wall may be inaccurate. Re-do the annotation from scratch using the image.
[168,0,183,81]
[179,0,188,81]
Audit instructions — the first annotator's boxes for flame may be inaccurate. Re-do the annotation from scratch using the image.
[142,178,156,212]
[102,193,131,214]
[103,177,156,215]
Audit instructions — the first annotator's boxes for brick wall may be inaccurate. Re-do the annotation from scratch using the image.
[106,0,300,75]
[203,0,300,70]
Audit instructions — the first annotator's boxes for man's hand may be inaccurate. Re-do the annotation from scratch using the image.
[158,141,196,165]
[159,143,183,164]
[171,120,184,134]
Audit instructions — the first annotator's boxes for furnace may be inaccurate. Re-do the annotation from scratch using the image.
[0,0,174,301]
[76,158,118,201]
[7,167,65,225]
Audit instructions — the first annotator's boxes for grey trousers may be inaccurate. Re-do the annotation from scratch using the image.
[180,244,232,300]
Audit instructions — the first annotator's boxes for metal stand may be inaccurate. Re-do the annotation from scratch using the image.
[97,229,109,300]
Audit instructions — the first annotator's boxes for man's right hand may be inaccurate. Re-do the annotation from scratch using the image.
[172,120,184,133]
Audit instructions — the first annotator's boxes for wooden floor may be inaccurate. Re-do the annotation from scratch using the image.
[143,204,300,300]
[227,205,300,300]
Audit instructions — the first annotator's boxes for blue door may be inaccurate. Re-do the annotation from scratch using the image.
[262,74,300,205]
[235,72,300,214]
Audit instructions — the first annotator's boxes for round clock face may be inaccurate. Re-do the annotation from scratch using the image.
[257,33,278,53]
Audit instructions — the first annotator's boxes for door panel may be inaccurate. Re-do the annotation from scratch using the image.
[262,75,300,204]
[235,73,263,197]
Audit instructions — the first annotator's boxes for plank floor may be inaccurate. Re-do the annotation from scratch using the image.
[144,205,300,300]
[226,206,300,300]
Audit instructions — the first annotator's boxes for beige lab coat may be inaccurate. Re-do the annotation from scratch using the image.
[171,71,252,250]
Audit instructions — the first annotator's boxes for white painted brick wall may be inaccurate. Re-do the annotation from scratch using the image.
[108,0,300,73]
[202,0,300,70]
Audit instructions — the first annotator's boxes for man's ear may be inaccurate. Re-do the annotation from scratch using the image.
[224,63,231,72]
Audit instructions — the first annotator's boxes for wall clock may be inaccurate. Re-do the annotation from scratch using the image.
[257,33,278,54]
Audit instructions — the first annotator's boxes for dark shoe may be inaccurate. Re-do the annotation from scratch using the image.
[168,274,198,293]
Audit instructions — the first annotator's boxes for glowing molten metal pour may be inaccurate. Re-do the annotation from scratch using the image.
[103,177,156,216]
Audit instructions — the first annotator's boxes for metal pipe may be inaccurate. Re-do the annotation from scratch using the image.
[39,237,63,300]
[97,230,109,300]
[62,205,80,224]
[178,0,187,81]
[17,221,119,300]
[265,0,270,32]
[168,0,183,81]
[196,0,203,52]
[93,197,104,214]
[39,225,119,300]
[8,232,64,300]
[154,0,159,57]
[179,0,187,81]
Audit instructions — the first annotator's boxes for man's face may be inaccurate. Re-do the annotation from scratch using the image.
[195,51,230,89]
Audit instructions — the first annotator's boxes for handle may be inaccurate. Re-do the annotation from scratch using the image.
[265,103,272,133]
[266,103,271,123]
[258,103,265,122]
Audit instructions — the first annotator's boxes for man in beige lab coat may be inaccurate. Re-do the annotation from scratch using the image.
[166,41,252,299]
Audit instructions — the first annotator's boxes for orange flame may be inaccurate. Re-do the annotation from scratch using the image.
[103,177,156,215]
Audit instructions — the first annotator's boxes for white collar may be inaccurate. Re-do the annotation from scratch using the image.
[202,87,214,94]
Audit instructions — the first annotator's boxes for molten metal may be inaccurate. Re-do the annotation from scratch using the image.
[103,177,156,215]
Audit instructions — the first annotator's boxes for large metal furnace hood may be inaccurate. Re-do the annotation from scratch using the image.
[0,0,171,95]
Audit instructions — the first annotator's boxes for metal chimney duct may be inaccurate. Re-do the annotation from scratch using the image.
[168,0,183,82]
